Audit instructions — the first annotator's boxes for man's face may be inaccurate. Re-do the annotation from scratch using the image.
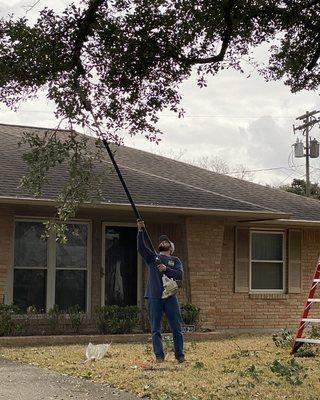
[159,240,171,252]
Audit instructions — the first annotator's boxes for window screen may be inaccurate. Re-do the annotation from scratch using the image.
[251,232,284,291]
[55,224,88,311]
[13,222,47,311]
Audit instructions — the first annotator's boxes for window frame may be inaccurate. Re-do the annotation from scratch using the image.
[249,229,286,294]
[7,217,92,314]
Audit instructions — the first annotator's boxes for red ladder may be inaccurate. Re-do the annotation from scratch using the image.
[291,257,320,354]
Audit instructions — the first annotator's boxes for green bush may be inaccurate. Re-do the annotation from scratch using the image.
[0,304,20,336]
[160,304,201,332]
[14,323,26,336]
[48,304,59,333]
[95,305,140,334]
[68,304,85,333]
[181,303,200,326]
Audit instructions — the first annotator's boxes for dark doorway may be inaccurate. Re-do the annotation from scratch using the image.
[105,226,137,306]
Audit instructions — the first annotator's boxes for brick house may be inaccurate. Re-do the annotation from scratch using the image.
[1,122,320,332]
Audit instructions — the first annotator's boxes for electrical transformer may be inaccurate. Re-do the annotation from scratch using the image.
[294,140,304,157]
[310,139,320,158]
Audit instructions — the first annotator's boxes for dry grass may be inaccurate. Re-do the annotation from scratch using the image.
[1,334,320,399]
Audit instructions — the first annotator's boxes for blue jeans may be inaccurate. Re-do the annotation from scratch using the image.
[148,296,184,360]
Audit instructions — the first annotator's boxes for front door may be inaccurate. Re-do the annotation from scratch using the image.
[104,225,138,306]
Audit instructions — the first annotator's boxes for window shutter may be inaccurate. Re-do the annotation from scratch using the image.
[235,227,250,293]
[288,229,302,294]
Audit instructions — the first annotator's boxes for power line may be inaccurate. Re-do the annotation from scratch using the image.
[229,165,305,174]
[278,170,306,185]
[162,114,296,119]
[0,109,54,114]
[0,109,297,119]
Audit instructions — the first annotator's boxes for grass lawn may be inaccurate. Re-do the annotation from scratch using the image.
[1,333,320,400]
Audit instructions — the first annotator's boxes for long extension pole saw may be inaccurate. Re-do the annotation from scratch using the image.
[100,137,156,253]
[84,103,156,252]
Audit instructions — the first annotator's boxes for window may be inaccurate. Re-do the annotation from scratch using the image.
[13,222,47,311]
[250,231,285,291]
[56,224,88,311]
[12,220,90,312]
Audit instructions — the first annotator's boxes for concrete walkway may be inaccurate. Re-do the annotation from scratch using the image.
[0,358,139,400]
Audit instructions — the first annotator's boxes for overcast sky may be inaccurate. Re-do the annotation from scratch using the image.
[1,0,319,186]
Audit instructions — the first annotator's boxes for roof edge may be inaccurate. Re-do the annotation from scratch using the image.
[0,196,291,220]
[247,218,320,227]
[0,122,72,132]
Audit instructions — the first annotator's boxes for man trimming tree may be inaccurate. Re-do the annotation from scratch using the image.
[137,220,184,363]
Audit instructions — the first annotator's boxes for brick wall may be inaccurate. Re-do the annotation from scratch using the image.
[4,207,320,333]
[186,221,320,331]
[0,207,14,303]
[185,217,225,329]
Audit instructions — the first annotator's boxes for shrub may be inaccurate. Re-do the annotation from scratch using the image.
[26,305,37,315]
[68,304,85,333]
[14,323,26,336]
[158,303,201,332]
[181,303,200,326]
[0,304,20,336]
[95,305,140,334]
[48,304,59,333]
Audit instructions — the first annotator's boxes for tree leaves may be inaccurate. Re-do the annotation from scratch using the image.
[0,0,319,233]
[0,1,318,132]
[19,129,103,241]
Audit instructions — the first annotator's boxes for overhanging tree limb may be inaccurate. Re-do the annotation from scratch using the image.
[307,40,320,71]
[70,0,106,75]
[1,0,320,232]
[179,0,235,65]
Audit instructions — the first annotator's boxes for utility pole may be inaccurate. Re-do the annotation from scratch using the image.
[305,112,310,197]
[293,110,320,197]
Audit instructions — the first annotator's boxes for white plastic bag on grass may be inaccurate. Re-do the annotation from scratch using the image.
[84,342,111,363]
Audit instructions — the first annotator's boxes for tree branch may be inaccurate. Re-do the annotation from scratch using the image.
[69,0,106,112]
[181,0,235,65]
[260,3,319,32]
[71,0,106,75]
[307,40,320,70]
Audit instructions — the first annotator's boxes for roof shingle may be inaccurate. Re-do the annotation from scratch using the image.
[0,123,319,221]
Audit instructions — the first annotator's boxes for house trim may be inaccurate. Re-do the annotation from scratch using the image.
[0,196,291,220]
[249,218,320,227]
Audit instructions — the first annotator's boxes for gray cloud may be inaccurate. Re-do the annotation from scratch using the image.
[0,0,79,20]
